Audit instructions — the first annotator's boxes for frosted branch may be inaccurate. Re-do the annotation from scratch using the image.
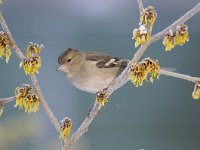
[137,0,144,13]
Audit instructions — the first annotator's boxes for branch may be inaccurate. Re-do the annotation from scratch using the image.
[30,75,60,132]
[65,2,200,149]
[64,102,100,149]
[151,3,200,43]
[137,0,144,13]
[0,12,60,133]
[0,96,16,105]
[108,44,149,95]
[159,69,200,83]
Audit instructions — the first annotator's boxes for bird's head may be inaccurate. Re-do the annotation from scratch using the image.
[57,48,83,77]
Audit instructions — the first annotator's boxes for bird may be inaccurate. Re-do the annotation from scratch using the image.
[57,48,129,93]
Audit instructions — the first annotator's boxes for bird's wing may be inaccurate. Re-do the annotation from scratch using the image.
[85,51,128,68]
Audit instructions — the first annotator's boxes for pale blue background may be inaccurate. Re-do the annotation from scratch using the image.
[0,0,200,150]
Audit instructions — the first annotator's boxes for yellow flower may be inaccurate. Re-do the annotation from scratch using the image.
[133,6,156,48]
[32,95,40,113]
[129,57,160,87]
[132,25,151,47]
[0,104,4,117]
[0,31,11,63]
[192,82,200,100]
[0,45,5,57]
[129,65,147,87]
[174,24,189,46]
[60,117,72,140]
[140,6,157,32]
[19,42,43,75]
[23,94,40,113]
[0,0,3,4]
[20,56,42,75]
[14,84,40,113]
[163,30,175,51]
[96,89,109,107]
[15,95,23,108]
[145,58,160,82]
[15,86,28,108]
[26,42,43,58]
[5,45,11,63]
[163,24,189,51]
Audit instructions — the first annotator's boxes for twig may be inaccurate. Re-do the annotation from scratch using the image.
[137,0,144,13]
[159,69,200,83]
[108,45,149,95]
[0,96,16,105]
[65,2,200,149]
[30,75,60,132]
[151,3,200,43]
[0,12,60,133]
[64,102,100,149]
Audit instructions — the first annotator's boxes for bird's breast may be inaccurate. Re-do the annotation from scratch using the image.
[67,61,119,93]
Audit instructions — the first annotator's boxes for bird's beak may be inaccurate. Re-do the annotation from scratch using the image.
[56,65,65,71]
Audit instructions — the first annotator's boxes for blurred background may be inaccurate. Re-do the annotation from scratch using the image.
[0,0,200,150]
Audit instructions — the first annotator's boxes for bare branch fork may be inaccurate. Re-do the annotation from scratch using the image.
[0,0,200,150]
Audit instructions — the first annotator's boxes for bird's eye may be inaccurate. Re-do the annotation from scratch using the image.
[67,59,72,63]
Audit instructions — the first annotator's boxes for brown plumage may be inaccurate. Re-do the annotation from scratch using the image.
[57,48,129,93]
